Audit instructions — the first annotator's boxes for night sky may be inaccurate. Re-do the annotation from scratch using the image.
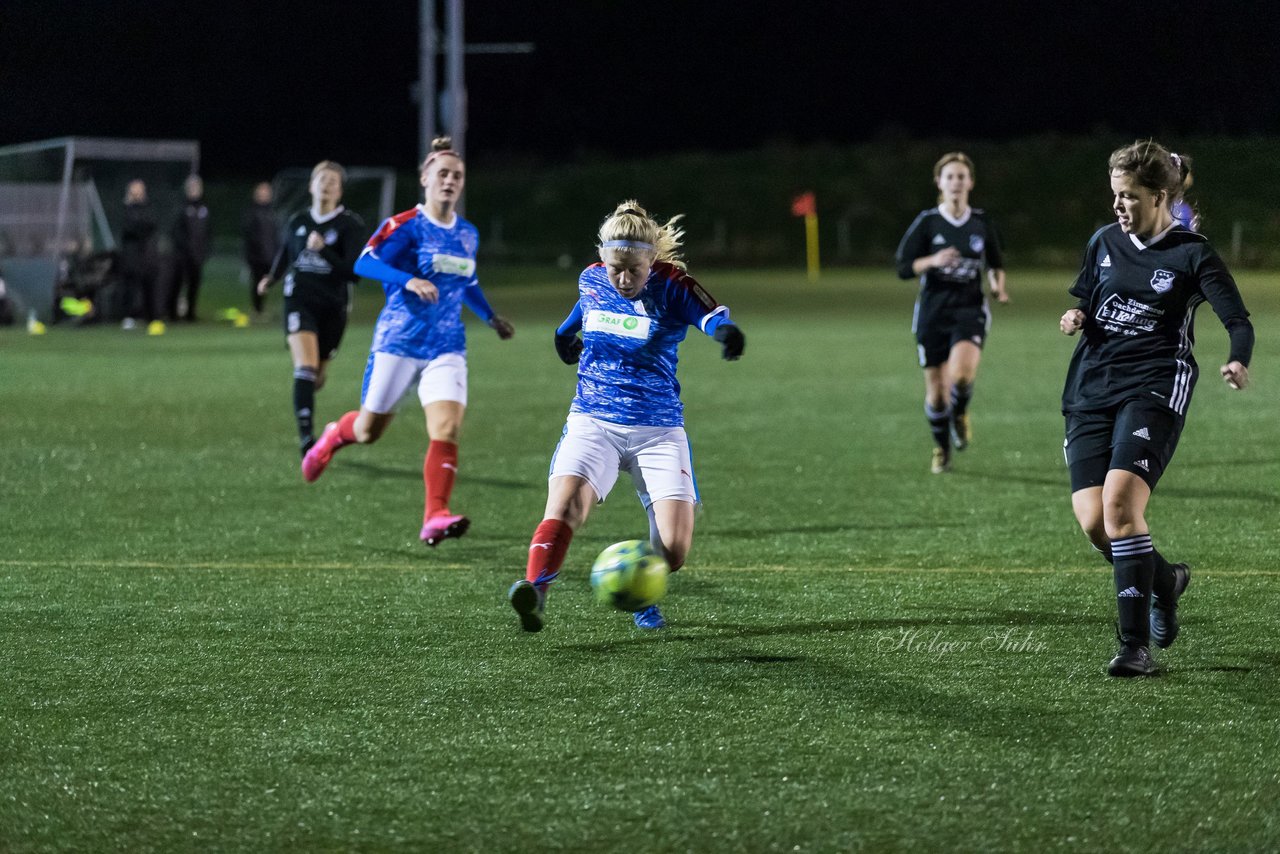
[2,0,1279,176]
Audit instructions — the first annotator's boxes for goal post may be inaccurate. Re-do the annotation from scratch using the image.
[269,166,398,234]
[0,137,199,321]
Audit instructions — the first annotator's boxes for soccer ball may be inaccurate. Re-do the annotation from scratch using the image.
[590,540,669,612]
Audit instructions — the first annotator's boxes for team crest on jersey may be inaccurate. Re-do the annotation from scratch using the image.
[432,253,476,276]
[460,231,478,256]
[324,229,338,245]
[969,235,984,253]
[585,310,651,340]
[1150,269,1175,294]
[295,226,307,236]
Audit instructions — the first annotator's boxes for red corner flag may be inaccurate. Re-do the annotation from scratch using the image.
[790,192,816,217]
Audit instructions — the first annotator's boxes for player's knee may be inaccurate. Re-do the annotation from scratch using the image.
[432,424,461,443]
[1102,503,1143,541]
[655,538,689,572]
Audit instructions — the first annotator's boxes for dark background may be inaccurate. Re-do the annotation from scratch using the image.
[3,0,1279,176]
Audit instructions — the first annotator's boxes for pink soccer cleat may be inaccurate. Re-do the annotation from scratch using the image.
[420,513,471,547]
[301,422,340,483]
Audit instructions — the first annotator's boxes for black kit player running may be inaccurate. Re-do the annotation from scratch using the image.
[897,207,1004,365]
[1061,142,1253,678]
[271,206,366,359]
[895,157,1007,475]
[259,163,367,458]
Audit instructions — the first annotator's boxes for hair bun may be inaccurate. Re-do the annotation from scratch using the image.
[431,136,454,152]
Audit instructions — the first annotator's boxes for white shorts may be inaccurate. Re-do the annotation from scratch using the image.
[361,351,468,413]
[549,414,698,508]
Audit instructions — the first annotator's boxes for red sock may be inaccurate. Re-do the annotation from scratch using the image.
[334,410,359,445]
[423,440,458,521]
[526,518,573,588]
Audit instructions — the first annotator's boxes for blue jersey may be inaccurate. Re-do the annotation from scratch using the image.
[559,261,730,427]
[353,205,496,360]
[1171,199,1197,232]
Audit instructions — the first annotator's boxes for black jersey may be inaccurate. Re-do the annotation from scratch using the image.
[1061,223,1253,416]
[270,206,366,306]
[895,207,1005,312]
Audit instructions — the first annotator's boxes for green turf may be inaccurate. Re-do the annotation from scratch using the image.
[2,265,1278,852]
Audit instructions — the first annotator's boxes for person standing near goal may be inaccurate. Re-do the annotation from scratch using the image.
[1060,140,1253,677]
[507,201,746,632]
[257,161,366,460]
[299,137,514,548]
[895,152,1009,474]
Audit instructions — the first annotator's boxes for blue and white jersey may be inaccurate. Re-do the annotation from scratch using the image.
[353,205,496,360]
[560,261,730,427]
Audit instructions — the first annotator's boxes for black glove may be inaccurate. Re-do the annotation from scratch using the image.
[489,316,515,340]
[554,332,583,364]
[712,324,745,361]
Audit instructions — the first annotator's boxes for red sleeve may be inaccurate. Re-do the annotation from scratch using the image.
[364,208,418,252]
[662,262,720,313]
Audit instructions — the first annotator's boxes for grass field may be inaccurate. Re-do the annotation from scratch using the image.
[2,264,1278,852]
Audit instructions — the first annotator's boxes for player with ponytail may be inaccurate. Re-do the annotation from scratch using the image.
[1060,139,1253,676]
[301,137,514,548]
[508,201,746,632]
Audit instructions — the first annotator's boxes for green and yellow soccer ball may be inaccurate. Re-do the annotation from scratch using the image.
[590,540,669,612]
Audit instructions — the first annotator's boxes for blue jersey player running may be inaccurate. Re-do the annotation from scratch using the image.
[507,201,746,632]
[300,137,514,547]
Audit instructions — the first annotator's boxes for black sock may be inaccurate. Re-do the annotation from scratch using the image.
[1151,548,1177,601]
[293,367,317,451]
[925,402,951,451]
[950,381,973,417]
[1092,543,1114,564]
[1111,534,1155,647]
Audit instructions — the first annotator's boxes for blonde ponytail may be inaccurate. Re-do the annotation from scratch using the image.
[597,200,686,270]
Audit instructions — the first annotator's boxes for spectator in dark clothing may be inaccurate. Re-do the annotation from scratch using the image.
[170,174,212,321]
[119,179,161,330]
[242,181,280,316]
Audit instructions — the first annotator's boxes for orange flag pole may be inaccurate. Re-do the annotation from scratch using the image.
[791,192,820,282]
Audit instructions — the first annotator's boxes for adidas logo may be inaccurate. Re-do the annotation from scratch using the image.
[1101,254,1112,268]
[1117,586,1144,598]
[1132,427,1150,440]
[932,234,947,245]
[1134,459,1150,472]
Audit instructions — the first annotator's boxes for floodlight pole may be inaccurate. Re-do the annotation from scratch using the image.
[446,0,466,163]
[417,0,534,164]
[419,0,437,164]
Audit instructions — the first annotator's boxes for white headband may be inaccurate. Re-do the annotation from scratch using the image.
[602,240,655,251]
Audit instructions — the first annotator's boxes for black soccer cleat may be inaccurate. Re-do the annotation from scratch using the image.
[1150,563,1191,649]
[1107,644,1157,678]
[508,580,545,633]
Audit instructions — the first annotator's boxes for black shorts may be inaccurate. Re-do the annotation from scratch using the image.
[1064,399,1185,492]
[283,298,348,361]
[914,304,989,368]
